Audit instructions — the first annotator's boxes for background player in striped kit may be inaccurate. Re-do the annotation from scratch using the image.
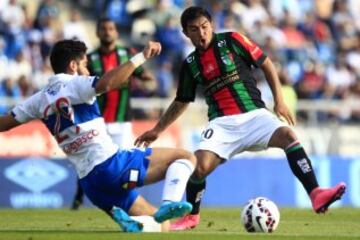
[135,6,346,231]
[71,17,156,210]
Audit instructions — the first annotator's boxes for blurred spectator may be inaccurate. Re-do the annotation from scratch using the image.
[62,9,91,47]
[324,54,355,100]
[156,60,175,98]
[34,0,59,29]
[240,0,269,32]
[106,0,132,31]
[147,0,182,27]
[0,37,8,80]
[217,12,238,33]
[130,16,156,47]
[1,0,26,59]
[268,0,302,22]
[331,0,358,50]
[296,60,326,99]
[32,59,53,91]
[1,0,25,32]
[279,69,298,119]
[0,77,21,115]
[346,34,360,77]
[281,13,306,50]
[154,15,184,75]
[7,50,32,81]
[208,1,226,31]
[24,29,44,72]
[18,75,34,97]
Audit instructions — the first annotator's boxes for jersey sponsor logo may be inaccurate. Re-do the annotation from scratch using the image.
[204,70,240,96]
[186,55,195,63]
[63,129,99,154]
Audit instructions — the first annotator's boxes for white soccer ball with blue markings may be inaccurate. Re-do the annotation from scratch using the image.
[240,197,280,233]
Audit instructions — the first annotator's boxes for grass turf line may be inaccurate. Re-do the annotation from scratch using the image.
[0,208,359,240]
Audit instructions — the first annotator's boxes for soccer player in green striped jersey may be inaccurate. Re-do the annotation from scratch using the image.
[135,6,346,230]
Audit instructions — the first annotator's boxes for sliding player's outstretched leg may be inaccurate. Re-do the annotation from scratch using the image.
[111,207,144,232]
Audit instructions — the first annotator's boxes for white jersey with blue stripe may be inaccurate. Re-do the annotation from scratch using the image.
[11,73,119,178]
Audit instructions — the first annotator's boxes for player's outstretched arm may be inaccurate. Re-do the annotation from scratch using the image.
[0,115,22,132]
[134,100,189,147]
[261,57,295,126]
[95,41,161,94]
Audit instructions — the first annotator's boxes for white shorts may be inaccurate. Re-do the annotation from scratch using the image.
[106,122,134,149]
[196,109,287,160]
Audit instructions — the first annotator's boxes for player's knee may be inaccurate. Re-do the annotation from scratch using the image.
[278,127,297,146]
[283,128,297,142]
[182,150,197,168]
[270,127,298,149]
[194,162,210,180]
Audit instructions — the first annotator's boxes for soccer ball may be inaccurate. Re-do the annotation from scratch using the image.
[240,197,280,233]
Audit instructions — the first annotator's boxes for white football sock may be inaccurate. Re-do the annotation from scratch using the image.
[162,159,195,202]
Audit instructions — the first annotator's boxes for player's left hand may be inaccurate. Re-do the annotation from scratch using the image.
[142,41,162,59]
[273,102,295,126]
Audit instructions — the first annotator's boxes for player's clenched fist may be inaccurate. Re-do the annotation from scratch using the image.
[142,41,162,59]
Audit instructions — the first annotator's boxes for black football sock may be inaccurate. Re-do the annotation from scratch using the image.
[285,142,319,195]
[186,177,206,215]
[71,179,84,210]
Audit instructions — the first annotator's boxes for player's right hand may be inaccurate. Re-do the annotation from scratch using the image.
[142,41,161,59]
[134,129,160,147]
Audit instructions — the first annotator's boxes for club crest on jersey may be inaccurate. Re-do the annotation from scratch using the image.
[218,39,227,47]
[186,55,195,63]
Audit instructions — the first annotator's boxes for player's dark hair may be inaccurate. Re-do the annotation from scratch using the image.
[50,39,87,74]
[96,17,117,33]
[180,6,212,30]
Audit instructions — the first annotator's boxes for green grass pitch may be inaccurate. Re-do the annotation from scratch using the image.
[0,208,359,240]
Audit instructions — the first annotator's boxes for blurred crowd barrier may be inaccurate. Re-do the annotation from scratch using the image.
[1,97,360,156]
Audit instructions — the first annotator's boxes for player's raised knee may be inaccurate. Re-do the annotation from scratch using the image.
[176,149,197,167]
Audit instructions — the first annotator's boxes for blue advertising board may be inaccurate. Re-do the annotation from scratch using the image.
[0,156,359,208]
